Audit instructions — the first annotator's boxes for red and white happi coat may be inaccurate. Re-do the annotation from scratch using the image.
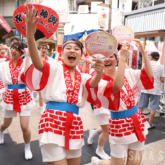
[0,55,8,93]
[0,58,34,112]
[88,68,154,144]
[40,55,54,62]
[24,60,110,150]
[89,68,110,116]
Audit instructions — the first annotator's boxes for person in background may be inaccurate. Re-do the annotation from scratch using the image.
[10,37,19,46]
[38,44,55,114]
[0,42,35,160]
[138,52,165,129]
[0,44,11,102]
[51,49,60,61]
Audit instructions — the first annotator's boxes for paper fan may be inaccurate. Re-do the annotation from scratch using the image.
[13,4,59,40]
[85,31,118,58]
[112,25,134,44]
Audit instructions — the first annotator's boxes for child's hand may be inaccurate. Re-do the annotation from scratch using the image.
[92,58,104,74]
[24,3,39,37]
[120,42,130,61]
[134,39,145,54]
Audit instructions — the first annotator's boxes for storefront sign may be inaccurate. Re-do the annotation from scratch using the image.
[0,15,12,33]
[85,31,118,58]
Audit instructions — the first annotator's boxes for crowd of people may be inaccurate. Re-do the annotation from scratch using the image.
[0,4,164,165]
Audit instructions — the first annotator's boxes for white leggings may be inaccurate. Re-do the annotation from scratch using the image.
[110,141,145,158]
[41,143,82,162]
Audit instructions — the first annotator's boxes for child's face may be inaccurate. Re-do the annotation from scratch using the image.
[40,46,48,55]
[103,54,117,72]
[62,43,82,68]
[11,46,22,59]
[0,45,7,57]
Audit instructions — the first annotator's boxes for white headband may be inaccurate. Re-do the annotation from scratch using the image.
[62,41,78,49]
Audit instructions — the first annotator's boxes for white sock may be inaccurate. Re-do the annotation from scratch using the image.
[97,145,103,151]
[40,106,45,115]
[0,131,4,144]
[96,145,110,159]
[91,156,100,165]
[25,143,33,160]
[38,103,41,109]
[30,92,33,99]
[87,129,98,145]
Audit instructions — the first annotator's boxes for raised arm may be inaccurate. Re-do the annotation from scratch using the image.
[25,4,43,72]
[112,43,130,93]
[24,50,31,74]
[134,39,153,78]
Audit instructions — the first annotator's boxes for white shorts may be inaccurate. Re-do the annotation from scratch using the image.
[3,109,31,118]
[110,141,145,158]
[41,143,81,162]
[96,114,110,125]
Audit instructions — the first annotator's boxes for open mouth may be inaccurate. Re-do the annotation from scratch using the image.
[68,55,76,62]
[105,64,112,67]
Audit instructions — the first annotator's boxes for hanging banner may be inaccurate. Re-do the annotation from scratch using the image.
[85,31,118,58]
[98,6,109,31]
[0,15,12,33]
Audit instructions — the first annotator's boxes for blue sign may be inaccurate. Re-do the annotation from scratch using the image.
[14,30,20,36]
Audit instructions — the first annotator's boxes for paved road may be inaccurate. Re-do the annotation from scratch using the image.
[0,99,165,165]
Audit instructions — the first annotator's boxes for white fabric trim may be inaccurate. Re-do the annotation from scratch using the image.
[39,132,84,150]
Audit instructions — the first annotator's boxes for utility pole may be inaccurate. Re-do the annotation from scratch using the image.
[108,0,112,33]
[15,0,19,8]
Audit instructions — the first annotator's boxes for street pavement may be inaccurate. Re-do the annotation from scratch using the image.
[0,98,165,165]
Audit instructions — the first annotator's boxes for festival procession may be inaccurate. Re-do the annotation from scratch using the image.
[0,0,165,165]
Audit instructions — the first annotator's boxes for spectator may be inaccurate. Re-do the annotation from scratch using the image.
[138,52,165,129]
[10,37,19,46]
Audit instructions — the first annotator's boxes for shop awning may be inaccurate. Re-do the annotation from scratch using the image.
[124,3,165,33]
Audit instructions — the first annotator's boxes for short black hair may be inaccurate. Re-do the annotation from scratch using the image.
[117,43,121,51]
[23,43,27,48]
[11,37,19,42]
[11,41,25,54]
[150,52,160,61]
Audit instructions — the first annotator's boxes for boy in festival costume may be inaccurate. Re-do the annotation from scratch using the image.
[0,44,11,101]
[90,40,154,165]
[0,42,35,160]
[24,4,130,165]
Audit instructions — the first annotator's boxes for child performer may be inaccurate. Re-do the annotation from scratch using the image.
[24,4,128,165]
[0,42,35,160]
[82,54,111,159]
[0,44,11,101]
[38,44,55,114]
[91,40,154,165]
